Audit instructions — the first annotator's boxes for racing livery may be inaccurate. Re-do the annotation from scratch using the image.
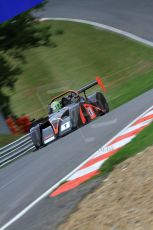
[30,77,109,149]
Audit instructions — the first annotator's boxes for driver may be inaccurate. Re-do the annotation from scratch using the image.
[51,101,61,112]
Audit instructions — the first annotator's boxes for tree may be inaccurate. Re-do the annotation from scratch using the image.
[0,11,51,51]
[0,1,51,117]
[0,54,21,115]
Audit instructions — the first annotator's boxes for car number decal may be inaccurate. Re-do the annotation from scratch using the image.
[61,121,71,131]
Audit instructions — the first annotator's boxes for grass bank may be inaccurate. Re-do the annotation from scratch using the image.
[9,21,153,119]
[2,21,153,147]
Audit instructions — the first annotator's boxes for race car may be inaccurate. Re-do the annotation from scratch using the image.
[30,77,109,149]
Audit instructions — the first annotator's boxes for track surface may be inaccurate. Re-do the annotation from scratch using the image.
[38,0,153,41]
[1,0,153,229]
[1,91,153,229]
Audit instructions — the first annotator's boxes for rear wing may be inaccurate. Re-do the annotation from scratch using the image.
[50,76,107,105]
[78,76,107,94]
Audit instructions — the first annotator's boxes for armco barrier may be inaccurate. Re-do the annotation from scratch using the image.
[0,134,35,168]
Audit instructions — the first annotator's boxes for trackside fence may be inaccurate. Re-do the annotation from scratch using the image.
[0,134,35,168]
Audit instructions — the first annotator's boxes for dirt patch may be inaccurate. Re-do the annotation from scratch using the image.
[59,146,153,230]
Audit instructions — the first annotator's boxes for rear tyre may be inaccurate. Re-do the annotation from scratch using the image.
[96,92,109,113]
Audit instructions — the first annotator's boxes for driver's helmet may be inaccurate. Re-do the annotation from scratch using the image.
[51,101,61,112]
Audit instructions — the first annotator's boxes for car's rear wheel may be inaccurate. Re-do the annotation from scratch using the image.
[96,92,109,113]
[88,92,109,114]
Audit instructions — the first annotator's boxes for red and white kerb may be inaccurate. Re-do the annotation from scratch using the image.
[50,106,153,197]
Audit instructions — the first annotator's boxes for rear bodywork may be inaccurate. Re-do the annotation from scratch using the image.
[30,77,109,149]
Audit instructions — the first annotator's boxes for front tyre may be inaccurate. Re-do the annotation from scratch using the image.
[30,125,42,150]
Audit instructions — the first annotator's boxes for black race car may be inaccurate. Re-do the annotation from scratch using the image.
[30,77,109,149]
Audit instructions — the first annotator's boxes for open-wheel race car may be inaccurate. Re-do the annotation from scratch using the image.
[30,77,109,149]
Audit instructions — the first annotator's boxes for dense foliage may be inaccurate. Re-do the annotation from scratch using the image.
[0,1,50,116]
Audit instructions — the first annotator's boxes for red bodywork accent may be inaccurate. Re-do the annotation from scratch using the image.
[79,107,86,124]
[91,104,106,113]
[83,104,97,120]
[51,120,59,135]
[96,76,107,92]
[50,170,100,197]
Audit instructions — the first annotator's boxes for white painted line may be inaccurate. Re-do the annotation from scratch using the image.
[108,135,135,149]
[93,145,115,159]
[122,119,152,135]
[1,105,153,230]
[40,18,153,47]
[141,109,153,117]
[67,160,105,181]
[92,136,135,159]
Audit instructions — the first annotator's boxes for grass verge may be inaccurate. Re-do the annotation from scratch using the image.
[8,20,153,119]
[2,21,153,147]
[100,121,153,174]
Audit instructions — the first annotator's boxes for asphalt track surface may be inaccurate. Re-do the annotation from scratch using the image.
[39,0,153,41]
[1,0,153,229]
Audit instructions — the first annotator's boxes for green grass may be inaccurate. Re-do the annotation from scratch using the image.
[8,20,153,119]
[100,121,153,174]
